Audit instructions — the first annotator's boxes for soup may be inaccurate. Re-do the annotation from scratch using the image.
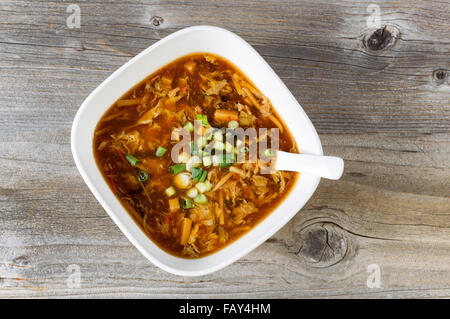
[93,53,298,258]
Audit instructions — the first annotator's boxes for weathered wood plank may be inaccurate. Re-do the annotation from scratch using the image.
[0,0,449,298]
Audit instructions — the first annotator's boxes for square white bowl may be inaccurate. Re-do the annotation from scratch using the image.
[71,26,323,276]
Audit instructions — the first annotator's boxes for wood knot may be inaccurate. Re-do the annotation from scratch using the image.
[76,42,86,52]
[432,69,448,85]
[364,26,399,51]
[297,223,348,268]
[150,16,164,27]
[12,255,29,266]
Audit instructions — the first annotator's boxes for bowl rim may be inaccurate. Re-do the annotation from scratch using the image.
[71,25,323,276]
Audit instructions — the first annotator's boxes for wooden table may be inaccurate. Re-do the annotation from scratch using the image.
[0,0,449,298]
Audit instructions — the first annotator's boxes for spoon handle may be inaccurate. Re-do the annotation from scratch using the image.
[275,150,344,180]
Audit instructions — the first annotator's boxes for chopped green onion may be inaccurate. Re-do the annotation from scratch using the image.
[219,162,230,168]
[170,163,186,175]
[213,130,223,141]
[181,198,194,209]
[225,142,234,153]
[213,140,225,151]
[155,146,167,157]
[228,120,239,129]
[195,182,208,193]
[138,170,149,182]
[219,153,236,168]
[165,186,176,197]
[186,156,201,171]
[192,167,203,182]
[202,144,212,155]
[178,152,190,163]
[204,128,213,140]
[189,141,197,155]
[199,147,212,157]
[264,148,275,157]
[183,122,194,132]
[196,114,209,126]
[199,170,207,182]
[204,180,213,192]
[212,154,222,166]
[224,153,235,164]
[194,193,207,204]
[187,187,198,198]
[125,154,138,167]
[202,156,212,167]
[197,137,207,148]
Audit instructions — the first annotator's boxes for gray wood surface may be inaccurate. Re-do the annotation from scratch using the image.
[0,0,449,298]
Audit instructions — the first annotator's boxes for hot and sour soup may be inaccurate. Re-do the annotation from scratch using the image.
[93,53,298,258]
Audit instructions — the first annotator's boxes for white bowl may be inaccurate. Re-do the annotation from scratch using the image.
[71,26,323,276]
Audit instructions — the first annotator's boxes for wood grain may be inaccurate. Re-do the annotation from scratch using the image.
[0,0,449,298]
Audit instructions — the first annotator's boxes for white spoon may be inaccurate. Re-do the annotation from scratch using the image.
[275,150,344,180]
